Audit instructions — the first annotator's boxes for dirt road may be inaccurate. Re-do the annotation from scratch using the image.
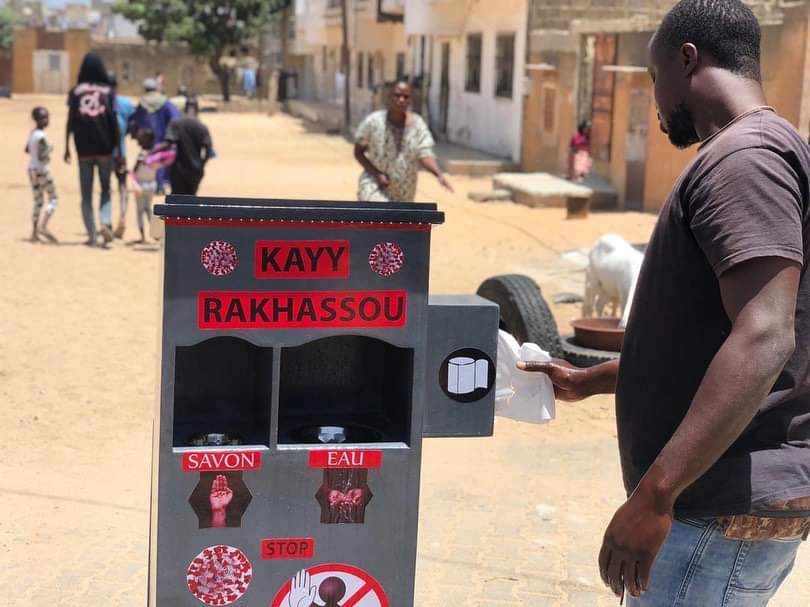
[0,95,805,605]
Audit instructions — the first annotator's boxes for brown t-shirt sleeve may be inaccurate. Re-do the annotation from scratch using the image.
[687,147,804,277]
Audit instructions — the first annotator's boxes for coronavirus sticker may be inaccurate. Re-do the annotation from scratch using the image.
[270,563,388,607]
[186,544,252,606]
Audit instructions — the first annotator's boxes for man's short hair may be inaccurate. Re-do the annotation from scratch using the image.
[657,0,761,81]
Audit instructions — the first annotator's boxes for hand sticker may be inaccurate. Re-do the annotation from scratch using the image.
[210,474,233,528]
[287,569,318,607]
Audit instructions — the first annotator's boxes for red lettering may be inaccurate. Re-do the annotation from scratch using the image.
[261,538,315,560]
[255,241,350,279]
[181,450,262,472]
[198,291,407,330]
[309,450,383,469]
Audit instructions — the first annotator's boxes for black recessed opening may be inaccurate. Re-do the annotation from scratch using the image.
[278,336,413,445]
[173,337,272,447]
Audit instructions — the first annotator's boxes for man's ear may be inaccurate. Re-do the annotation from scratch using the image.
[681,43,698,78]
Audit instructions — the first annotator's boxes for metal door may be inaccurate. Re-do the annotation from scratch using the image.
[624,85,649,211]
[33,51,69,94]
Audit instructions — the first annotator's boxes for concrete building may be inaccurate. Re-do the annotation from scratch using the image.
[522,0,810,212]
[404,0,528,162]
[287,0,409,125]
[12,25,90,94]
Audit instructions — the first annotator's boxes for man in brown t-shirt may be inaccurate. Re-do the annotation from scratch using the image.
[523,0,809,603]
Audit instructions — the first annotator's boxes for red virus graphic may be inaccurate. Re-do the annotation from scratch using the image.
[186,545,252,606]
[201,241,238,276]
[368,242,404,277]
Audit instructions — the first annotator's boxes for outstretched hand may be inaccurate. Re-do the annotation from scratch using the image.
[288,569,318,607]
[517,358,593,401]
[438,174,454,193]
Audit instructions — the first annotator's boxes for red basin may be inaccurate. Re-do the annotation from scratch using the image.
[570,317,625,352]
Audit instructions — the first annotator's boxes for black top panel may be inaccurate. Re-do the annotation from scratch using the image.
[154,195,445,225]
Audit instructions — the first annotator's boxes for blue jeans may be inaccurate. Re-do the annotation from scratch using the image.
[79,157,112,242]
[628,518,802,606]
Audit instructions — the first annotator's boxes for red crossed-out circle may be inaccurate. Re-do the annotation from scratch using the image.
[270,563,388,607]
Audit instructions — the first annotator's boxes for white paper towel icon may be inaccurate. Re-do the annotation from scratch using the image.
[447,357,490,394]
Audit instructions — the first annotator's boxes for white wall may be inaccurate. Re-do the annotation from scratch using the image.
[427,0,527,161]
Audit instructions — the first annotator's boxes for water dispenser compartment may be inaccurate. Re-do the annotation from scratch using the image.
[278,336,413,445]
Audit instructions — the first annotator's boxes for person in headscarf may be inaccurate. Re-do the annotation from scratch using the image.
[354,81,453,202]
[64,52,119,246]
[128,77,181,193]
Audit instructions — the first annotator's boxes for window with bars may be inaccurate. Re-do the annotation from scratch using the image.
[495,33,515,98]
[357,52,364,88]
[465,33,482,93]
[368,54,375,89]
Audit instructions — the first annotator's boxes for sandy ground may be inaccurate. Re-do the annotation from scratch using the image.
[0,95,806,605]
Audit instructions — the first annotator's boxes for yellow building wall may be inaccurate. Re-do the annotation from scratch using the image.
[64,29,91,88]
[12,28,36,94]
[520,51,577,175]
[642,14,809,213]
[609,73,631,207]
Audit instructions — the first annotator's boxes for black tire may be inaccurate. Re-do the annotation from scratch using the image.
[560,334,620,368]
[476,274,563,358]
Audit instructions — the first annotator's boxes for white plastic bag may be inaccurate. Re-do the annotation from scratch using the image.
[495,330,556,424]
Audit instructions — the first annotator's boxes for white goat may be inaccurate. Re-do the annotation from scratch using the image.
[582,234,643,328]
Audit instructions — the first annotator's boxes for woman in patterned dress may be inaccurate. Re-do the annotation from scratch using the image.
[354,81,453,202]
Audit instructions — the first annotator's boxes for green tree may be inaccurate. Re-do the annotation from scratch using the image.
[0,8,14,50]
[114,0,289,101]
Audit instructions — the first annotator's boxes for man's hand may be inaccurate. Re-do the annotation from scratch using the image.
[599,486,673,598]
[517,358,598,401]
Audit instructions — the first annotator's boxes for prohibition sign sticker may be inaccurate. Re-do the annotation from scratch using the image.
[270,563,389,607]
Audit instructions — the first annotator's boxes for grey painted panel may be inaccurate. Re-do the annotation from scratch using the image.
[423,296,499,437]
[150,199,488,607]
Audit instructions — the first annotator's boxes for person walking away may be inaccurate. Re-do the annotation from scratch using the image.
[64,52,119,247]
[25,107,58,243]
[169,85,189,113]
[568,121,592,182]
[164,98,213,195]
[354,81,452,202]
[128,128,175,243]
[108,72,135,239]
[128,78,180,193]
[521,1,810,604]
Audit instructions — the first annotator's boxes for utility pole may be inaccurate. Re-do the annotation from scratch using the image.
[340,0,351,131]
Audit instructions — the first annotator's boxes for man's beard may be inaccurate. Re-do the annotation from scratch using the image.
[665,103,700,149]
